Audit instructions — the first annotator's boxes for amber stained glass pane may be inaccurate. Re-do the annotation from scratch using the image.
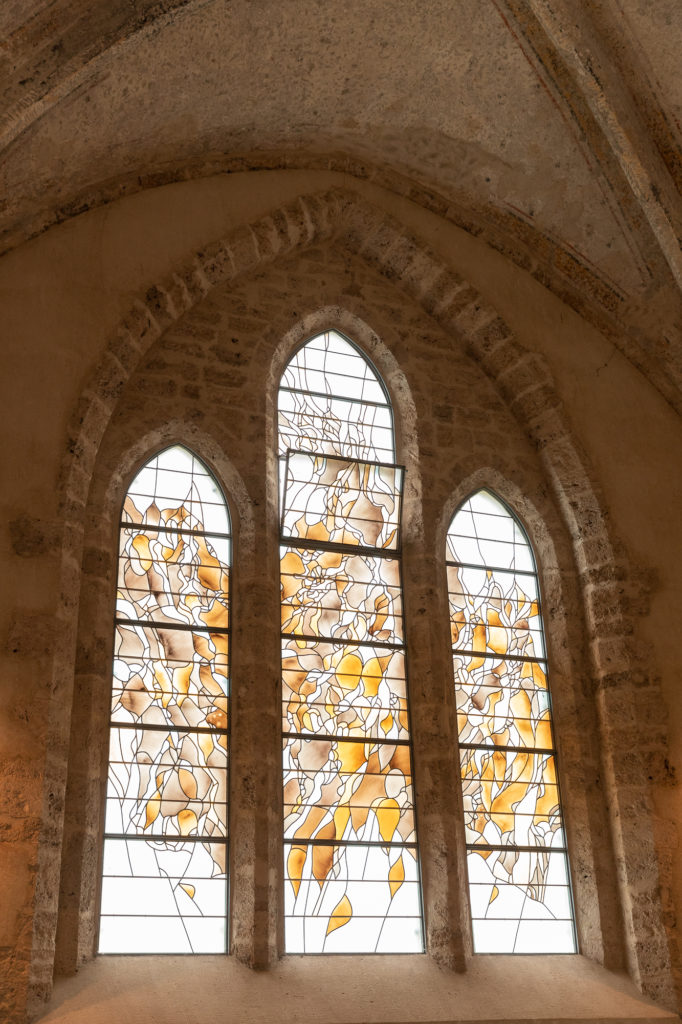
[281,451,403,551]
[281,545,403,646]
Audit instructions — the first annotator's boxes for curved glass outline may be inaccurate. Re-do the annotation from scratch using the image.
[278,329,424,954]
[98,444,231,954]
[446,488,577,954]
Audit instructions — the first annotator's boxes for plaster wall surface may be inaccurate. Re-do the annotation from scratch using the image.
[1,170,680,1022]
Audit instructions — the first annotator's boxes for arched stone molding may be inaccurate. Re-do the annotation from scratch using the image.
[436,468,628,973]
[3,156,681,415]
[53,422,255,980]
[32,187,675,1014]
[265,310,471,969]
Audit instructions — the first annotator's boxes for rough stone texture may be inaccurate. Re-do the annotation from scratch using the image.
[51,231,648,1000]
[1,158,681,1023]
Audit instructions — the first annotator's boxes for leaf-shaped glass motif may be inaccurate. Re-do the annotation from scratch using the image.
[447,490,576,954]
[99,445,230,955]
[279,332,424,953]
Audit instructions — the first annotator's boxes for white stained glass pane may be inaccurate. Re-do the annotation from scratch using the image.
[99,915,193,954]
[284,332,388,406]
[100,874,226,918]
[99,914,226,954]
[447,492,535,572]
[157,446,195,476]
[125,446,230,536]
[127,465,157,500]
[183,915,228,953]
[201,503,231,536]
[285,914,423,955]
[472,915,575,954]
[471,918,522,954]
[513,919,576,953]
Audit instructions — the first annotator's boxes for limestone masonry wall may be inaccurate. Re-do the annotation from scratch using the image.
[1,173,680,1023]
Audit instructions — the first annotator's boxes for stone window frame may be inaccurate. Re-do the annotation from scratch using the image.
[31,191,670,1015]
[53,309,616,980]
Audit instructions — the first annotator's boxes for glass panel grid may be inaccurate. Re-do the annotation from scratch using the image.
[279,333,424,953]
[447,490,576,954]
[278,331,395,464]
[100,445,231,954]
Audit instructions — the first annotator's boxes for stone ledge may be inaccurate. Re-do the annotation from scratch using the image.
[38,954,677,1024]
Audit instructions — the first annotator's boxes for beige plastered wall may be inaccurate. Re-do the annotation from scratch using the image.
[1,168,681,1022]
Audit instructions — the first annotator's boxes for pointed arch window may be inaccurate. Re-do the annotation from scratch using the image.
[99,445,230,954]
[446,490,576,953]
[278,330,424,953]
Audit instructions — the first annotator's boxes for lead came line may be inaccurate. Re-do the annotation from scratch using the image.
[448,490,577,954]
[279,331,425,954]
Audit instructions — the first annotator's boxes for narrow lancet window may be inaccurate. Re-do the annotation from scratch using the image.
[446,490,576,953]
[278,330,424,953]
[99,445,230,953]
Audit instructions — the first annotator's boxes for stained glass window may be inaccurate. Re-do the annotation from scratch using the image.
[278,330,424,953]
[99,445,230,954]
[447,490,576,953]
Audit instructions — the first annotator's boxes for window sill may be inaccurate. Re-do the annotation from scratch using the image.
[41,953,675,1023]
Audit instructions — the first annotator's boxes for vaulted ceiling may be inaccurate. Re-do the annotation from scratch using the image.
[2,0,681,408]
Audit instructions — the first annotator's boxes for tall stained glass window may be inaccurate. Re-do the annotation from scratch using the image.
[447,490,576,953]
[278,330,424,953]
[99,445,230,953]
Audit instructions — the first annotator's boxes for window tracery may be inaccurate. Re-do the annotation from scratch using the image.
[94,349,579,961]
[99,445,230,954]
[278,330,424,952]
[446,489,576,953]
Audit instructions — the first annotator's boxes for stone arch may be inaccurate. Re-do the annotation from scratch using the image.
[32,186,674,1010]
[436,468,620,964]
[54,420,253,976]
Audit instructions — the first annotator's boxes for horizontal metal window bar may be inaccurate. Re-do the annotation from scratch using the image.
[284,838,418,849]
[460,741,555,756]
[283,448,404,473]
[109,720,228,736]
[280,536,400,558]
[448,534,529,549]
[281,630,402,651]
[446,588,541,604]
[446,559,536,577]
[114,656,229,667]
[103,833,227,844]
[283,511,400,528]
[282,635,403,653]
[115,617,229,634]
[452,647,545,665]
[120,522,231,541]
[282,357,388,388]
[282,730,409,746]
[466,843,567,854]
[279,385,391,411]
[99,914,228,920]
[279,442,395,462]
